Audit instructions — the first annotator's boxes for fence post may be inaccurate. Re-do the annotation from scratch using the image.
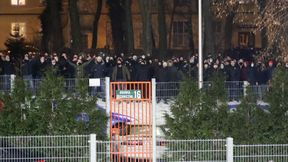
[226,137,233,162]
[105,77,110,137]
[90,134,97,162]
[243,81,249,97]
[152,78,157,162]
[10,74,16,91]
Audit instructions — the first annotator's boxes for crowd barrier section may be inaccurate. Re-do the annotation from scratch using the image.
[0,75,270,102]
[1,135,287,162]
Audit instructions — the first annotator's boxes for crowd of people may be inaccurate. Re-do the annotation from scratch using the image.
[0,50,287,84]
[0,50,287,101]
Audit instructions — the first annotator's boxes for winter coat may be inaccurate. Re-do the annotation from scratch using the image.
[136,64,150,81]
[2,61,15,75]
[228,65,240,81]
[111,65,131,81]
[21,60,32,76]
[89,62,106,78]
[167,66,180,82]
[156,67,169,82]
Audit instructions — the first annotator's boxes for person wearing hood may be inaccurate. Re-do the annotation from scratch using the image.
[111,57,130,81]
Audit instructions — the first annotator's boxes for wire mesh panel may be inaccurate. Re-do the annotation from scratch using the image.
[0,75,12,93]
[88,78,106,100]
[157,139,227,162]
[234,144,288,162]
[21,78,106,99]
[110,81,152,162]
[156,82,180,102]
[0,135,90,161]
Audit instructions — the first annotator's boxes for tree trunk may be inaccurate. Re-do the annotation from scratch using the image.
[203,0,215,56]
[107,0,126,55]
[258,0,267,49]
[168,0,178,48]
[123,0,134,53]
[40,7,49,52]
[139,0,152,55]
[49,0,64,52]
[187,14,194,53]
[224,12,235,50]
[69,0,83,53]
[40,0,64,52]
[91,0,103,49]
[151,24,156,49]
[157,0,167,58]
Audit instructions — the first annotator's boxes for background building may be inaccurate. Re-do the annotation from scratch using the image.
[0,0,262,55]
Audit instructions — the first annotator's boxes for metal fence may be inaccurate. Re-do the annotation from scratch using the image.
[0,135,90,161]
[0,75,106,100]
[157,139,227,162]
[1,135,288,162]
[0,75,270,101]
[234,144,288,162]
[156,81,269,101]
[93,139,227,162]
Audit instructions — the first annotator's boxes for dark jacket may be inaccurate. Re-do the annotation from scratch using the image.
[111,65,131,81]
[89,62,106,78]
[255,67,268,85]
[156,67,169,82]
[21,60,32,76]
[136,64,150,81]
[2,61,15,75]
[228,65,240,81]
[167,66,180,82]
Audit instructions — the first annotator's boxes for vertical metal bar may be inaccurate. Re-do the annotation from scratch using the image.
[152,79,157,162]
[90,134,97,162]
[10,74,16,91]
[198,0,203,89]
[226,137,234,162]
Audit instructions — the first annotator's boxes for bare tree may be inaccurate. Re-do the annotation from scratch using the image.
[139,0,152,55]
[157,0,167,57]
[40,0,64,52]
[258,1,288,56]
[203,0,215,55]
[91,0,103,49]
[123,0,134,53]
[69,0,83,53]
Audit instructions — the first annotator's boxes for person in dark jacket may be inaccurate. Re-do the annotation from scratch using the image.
[21,54,33,90]
[227,59,241,101]
[156,62,169,104]
[2,55,15,75]
[89,56,106,98]
[58,53,74,78]
[36,55,48,79]
[1,55,15,91]
[89,56,106,78]
[255,63,268,100]
[266,60,275,84]
[247,61,257,85]
[136,59,149,81]
[111,58,131,82]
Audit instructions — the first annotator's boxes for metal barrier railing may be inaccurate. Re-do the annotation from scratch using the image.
[0,75,106,100]
[234,144,288,162]
[1,135,288,162]
[0,75,13,93]
[156,81,269,101]
[157,139,227,162]
[94,139,227,162]
[0,75,269,102]
[0,135,90,161]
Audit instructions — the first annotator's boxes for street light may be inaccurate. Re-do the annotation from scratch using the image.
[198,0,203,89]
